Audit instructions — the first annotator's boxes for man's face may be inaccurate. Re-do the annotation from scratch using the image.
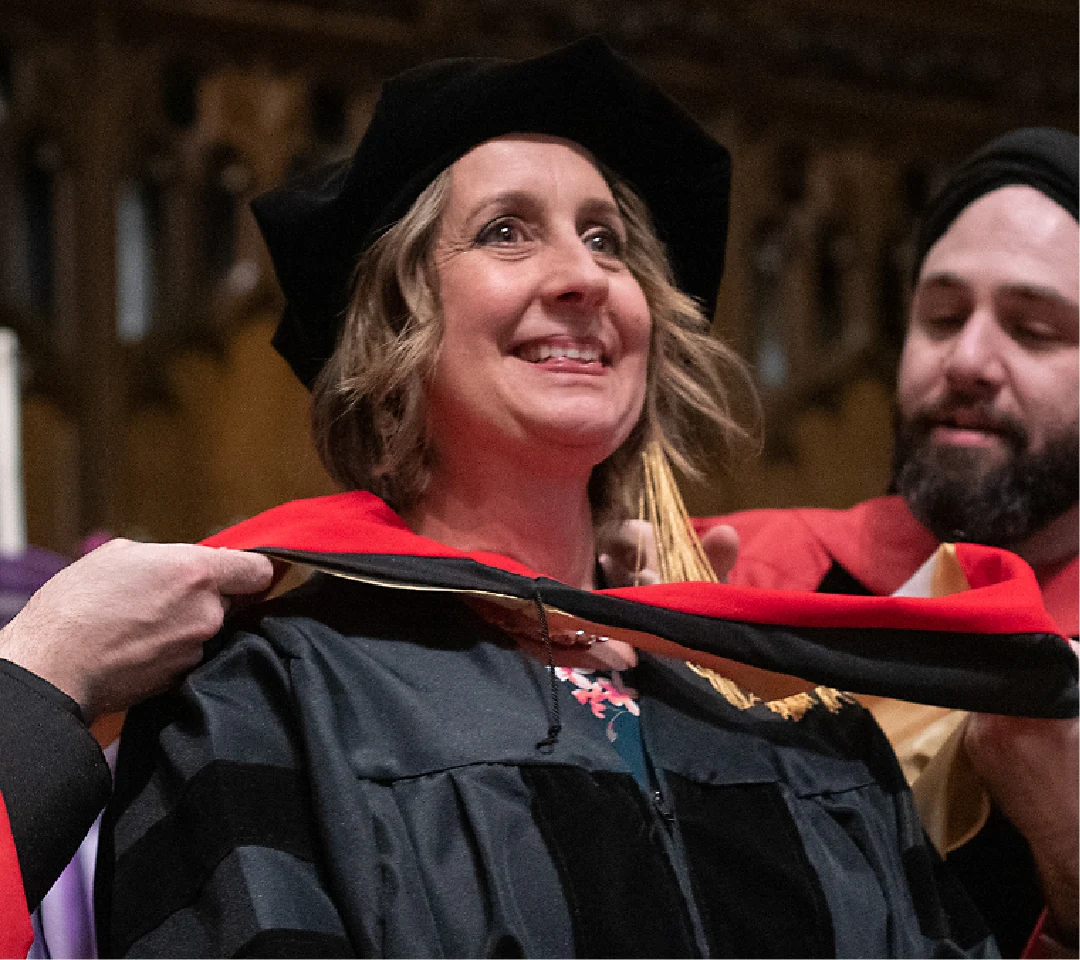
[894,185,1079,548]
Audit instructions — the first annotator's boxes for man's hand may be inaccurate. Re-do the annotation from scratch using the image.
[701,524,740,583]
[963,707,1079,945]
[599,520,739,586]
[0,540,274,723]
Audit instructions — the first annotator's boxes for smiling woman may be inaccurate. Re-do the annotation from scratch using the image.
[97,38,1007,959]
[429,137,650,455]
[312,136,746,563]
[414,136,653,585]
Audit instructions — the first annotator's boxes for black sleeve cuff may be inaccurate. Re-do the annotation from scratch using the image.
[0,657,85,720]
[0,658,111,910]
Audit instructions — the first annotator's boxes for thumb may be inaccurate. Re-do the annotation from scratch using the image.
[701,524,739,584]
[208,548,276,595]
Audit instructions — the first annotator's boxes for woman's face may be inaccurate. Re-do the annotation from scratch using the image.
[428,135,651,472]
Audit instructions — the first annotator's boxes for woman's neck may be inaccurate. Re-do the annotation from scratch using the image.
[404,451,598,590]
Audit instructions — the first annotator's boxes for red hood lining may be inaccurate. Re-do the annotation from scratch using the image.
[203,492,1061,637]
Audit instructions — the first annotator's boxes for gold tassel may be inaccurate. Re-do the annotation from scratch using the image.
[639,440,717,584]
[639,440,851,721]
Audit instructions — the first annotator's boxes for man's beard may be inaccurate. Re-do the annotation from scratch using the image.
[891,403,1079,550]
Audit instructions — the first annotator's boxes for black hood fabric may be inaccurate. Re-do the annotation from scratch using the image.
[251,37,732,388]
[914,126,1079,275]
[202,492,1079,719]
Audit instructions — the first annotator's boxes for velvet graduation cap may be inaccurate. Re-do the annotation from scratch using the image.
[914,126,1079,275]
[251,36,732,388]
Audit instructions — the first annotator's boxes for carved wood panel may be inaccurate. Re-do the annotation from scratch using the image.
[0,0,1074,550]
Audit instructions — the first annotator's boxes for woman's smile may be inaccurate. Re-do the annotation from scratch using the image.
[514,336,608,369]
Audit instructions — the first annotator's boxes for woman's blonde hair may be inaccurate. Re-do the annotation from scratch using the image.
[311,162,757,535]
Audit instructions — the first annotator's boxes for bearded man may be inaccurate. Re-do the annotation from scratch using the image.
[698,128,1078,958]
[605,128,1077,957]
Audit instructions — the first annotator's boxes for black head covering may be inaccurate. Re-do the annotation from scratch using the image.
[913,126,1079,277]
[251,37,732,388]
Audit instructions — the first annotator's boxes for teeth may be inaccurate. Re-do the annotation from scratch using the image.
[522,344,602,363]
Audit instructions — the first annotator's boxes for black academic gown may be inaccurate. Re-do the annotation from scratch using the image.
[96,492,1076,958]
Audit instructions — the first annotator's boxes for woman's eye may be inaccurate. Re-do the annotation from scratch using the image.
[583,227,623,257]
[477,218,523,245]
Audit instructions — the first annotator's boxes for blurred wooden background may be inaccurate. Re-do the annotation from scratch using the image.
[0,0,1076,553]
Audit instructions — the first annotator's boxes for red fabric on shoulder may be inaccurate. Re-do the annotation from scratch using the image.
[602,542,1056,634]
[0,791,32,959]
[695,508,833,592]
[697,496,939,596]
[205,493,1062,638]
[1037,556,1079,637]
[699,496,1077,637]
[203,491,539,578]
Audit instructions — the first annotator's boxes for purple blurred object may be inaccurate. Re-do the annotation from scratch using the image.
[0,546,71,626]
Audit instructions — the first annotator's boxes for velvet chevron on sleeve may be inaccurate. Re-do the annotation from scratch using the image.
[96,625,351,958]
